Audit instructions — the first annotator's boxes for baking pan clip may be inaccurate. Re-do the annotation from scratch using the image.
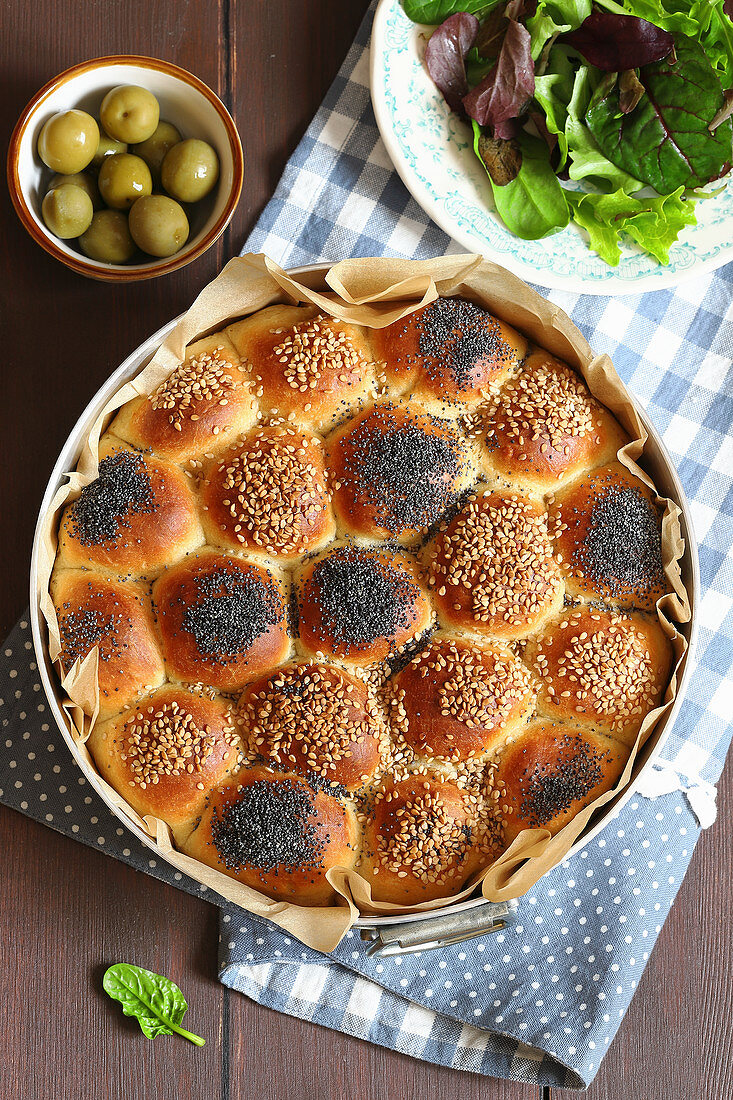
[360,899,519,957]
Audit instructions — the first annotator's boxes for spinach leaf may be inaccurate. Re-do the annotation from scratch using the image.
[402,0,502,23]
[103,963,206,1046]
[474,121,570,237]
[567,186,697,265]
[587,37,733,191]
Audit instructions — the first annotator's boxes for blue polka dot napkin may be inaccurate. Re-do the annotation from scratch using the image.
[2,0,733,1088]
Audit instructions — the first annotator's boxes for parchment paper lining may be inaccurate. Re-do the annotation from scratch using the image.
[37,253,691,951]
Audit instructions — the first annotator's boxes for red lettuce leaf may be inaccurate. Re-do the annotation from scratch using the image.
[425,12,480,113]
[463,18,535,136]
[566,11,673,72]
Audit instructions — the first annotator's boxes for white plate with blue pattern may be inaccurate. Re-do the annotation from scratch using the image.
[370,0,733,295]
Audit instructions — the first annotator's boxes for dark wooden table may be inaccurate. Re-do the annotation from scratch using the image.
[1,3,730,1098]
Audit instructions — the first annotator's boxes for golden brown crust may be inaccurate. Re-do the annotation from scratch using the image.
[548,462,666,611]
[153,549,291,692]
[51,292,676,910]
[357,774,493,905]
[328,400,475,542]
[296,544,433,666]
[370,297,526,413]
[239,662,384,791]
[226,304,376,432]
[524,607,672,747]
[56,437,203,578]
[87,686,244,833]
[388,636,535,764]
[182,766,359,905]
[199,423,335,559]
[491,720,629,844]
[52,569,165,719]
[426,490,564,640]
[110,333,256,462]
[478,350,628,493]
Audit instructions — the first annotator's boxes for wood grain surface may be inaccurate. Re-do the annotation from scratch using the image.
[0,3,730,1099]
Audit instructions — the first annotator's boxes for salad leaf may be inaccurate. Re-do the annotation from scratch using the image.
[474,121,570,236]
[403,0,501,22]
[566,186,697,265]
[564,64,644,191]
[103,963,206,1046]
[426,13,480,112]
[463,18,535,136]
[533,46,575,166]
[594,0,733,87]
[566,11,673,71]
[475,129,524,182]
[587,36,733,191]
[527,0,590,62]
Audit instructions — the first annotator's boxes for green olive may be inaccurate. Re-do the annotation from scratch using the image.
[98,153,152,210]
[131,121,181,183]
[41,184,94,239]
[91,126,127,170]
[161,138,219,203]
[99,85,160,144]
[128,194,189,257]
[78,209,136,263]
[37,110,99,174]
[48,171,102,210]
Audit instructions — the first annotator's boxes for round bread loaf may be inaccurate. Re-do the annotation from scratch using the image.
[182,766,359,905]
[200,423,335,559]
[478,350,628,493]
[50,290,676,912]
[56,436,203,577]
[357,774,496,905]
[426,489,564,640]
[87,686,244,836]
[52,570,165,719]
[387,635,535,765]
[296,543,433,666]
[226,304,375,432]
[548,462,666,611]
[239,662,385,792]
[490,721,629,844]
[328,400,475,542]
[153,549,291,692]
[110,333,256,463]
[524,607,672,747]
[369,296,527,413]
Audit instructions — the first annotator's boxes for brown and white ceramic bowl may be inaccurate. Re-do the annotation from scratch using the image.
[7,55,243,282]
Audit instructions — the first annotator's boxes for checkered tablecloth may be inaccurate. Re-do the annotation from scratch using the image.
[2,1,732,1089]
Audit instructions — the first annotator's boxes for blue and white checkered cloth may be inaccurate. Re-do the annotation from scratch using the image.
[1,1,731,1089]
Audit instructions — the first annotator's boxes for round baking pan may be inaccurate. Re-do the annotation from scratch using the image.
[29,263,700,931]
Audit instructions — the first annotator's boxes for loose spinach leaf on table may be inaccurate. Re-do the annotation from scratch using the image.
[566,186,697,264]
[403,0,502,23]
[473,121,570,236]
[587,37,733,191]
[103,963,206,1046]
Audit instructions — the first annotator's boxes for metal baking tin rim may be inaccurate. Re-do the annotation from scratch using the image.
[29,261,700,930]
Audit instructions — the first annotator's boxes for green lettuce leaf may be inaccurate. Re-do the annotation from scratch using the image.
[402,0,501,24]
[532,47,575,167]
[473,121,570,238]
[566,186,698,265]
[527,0,590,61]
[565,65,645,192]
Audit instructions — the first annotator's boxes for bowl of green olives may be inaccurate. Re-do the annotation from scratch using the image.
[7,56,243,281]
